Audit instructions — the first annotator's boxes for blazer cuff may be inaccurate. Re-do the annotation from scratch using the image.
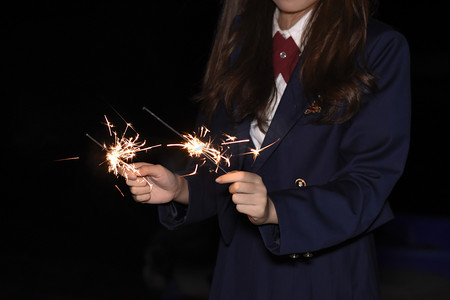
[158,201,189,229]
[258,224,282,255]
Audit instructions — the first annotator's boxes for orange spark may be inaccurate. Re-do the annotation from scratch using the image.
[242,139,280,161]
[115,184,125,197]
[54,156,80,162]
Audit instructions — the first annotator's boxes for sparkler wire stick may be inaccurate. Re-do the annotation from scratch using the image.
[143,107,186,141]
[143,106,228,173]
[86,133,105,149]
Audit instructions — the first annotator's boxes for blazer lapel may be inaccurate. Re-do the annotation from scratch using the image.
[250,63,309,172]
[233,117,252,171]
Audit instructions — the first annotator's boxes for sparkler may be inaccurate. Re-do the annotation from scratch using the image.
[143,107,234,173]
[86,115,161,185]
[166,126,233,173]
[104,131,161,178]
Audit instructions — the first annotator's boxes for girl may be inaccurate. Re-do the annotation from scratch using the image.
[124,0,410,298]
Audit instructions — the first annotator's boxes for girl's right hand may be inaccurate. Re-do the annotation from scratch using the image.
[123,162,189,205]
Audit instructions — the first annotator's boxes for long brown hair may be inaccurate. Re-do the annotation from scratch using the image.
[197,0,377,127]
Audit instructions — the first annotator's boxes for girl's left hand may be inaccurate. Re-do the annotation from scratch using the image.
[216,171,278,225]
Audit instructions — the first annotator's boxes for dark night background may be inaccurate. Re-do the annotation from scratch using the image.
[2,1,450,299]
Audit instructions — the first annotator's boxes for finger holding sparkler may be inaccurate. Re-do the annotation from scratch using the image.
[215,171,278,225]
[123,162,189,205]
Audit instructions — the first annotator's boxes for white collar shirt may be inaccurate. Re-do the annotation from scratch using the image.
[249,8,311,149]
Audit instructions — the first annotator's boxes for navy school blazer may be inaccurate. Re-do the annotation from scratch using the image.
[158,19,410,299]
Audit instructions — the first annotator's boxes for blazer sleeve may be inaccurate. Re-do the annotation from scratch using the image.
[259,28,411,255]
[158,167,218,229]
